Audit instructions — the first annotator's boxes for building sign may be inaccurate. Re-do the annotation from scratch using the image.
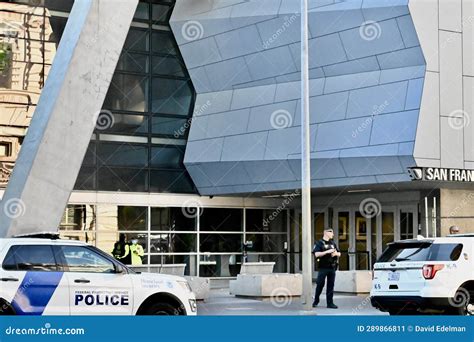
[408,167,474,183]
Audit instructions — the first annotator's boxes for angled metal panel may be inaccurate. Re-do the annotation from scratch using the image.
[0,0,138,237]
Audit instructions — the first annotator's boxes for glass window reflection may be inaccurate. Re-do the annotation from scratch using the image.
[200,208,243,232]
[60,204,290,277]
[200,234,242,253]
[150,207,196,231]
[104,74,148,112]
[60,205,96,231]
[150,233,196,253]
[97,205,148,232]
[151,78,193,115]
[246,209,287,232]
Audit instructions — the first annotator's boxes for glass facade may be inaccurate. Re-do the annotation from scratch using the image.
[60,205,290,277]
[0,0,197,194]
[84,0,196,193]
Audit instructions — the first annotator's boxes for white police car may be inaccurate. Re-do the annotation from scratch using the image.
[0,234,197,316]
[371,235,474,315]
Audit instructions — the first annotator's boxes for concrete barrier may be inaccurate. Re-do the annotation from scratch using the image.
[333,270,372,293]
[185,276,210,301]
[230,273,303,298]
[240,262,275,274]
[158,264,187,276]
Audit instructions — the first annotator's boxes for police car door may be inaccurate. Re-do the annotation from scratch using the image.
[0,244,69,315]
[58,245,133,315]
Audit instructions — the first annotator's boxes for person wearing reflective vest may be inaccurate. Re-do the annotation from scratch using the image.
[122,239,145,265]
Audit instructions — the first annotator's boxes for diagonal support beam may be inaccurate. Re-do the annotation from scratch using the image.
[0,0,138,238]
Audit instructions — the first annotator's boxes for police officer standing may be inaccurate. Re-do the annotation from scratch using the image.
[312,228,341,309]
[112,234,127,261]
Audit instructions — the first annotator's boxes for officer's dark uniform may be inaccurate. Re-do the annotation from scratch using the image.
[112,238,131,265]
[312,238,339,307]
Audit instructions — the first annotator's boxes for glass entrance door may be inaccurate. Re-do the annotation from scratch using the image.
[300,203,418,272]
[370,206,396,264]
[381,210,395,252]
[399,206,418,240]
[335,211,350,271]
[355,211,370,270]
[333,206,389,271]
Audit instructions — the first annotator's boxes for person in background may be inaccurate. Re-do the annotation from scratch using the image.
[312,228,341,309]
[112,234,128,263]
[449,226,461,235]
[122,238,145,265]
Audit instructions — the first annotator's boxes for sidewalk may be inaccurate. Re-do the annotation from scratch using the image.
[197,287,387,316]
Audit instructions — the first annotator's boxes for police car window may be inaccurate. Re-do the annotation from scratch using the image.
[378,243,463,262]
[2,248,16,270]
[378,242,431,262]
[2,245,58,271]
[61,246,115,273]
[428,243,463,261]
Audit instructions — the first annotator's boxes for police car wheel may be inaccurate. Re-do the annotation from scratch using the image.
[143,302,180,316]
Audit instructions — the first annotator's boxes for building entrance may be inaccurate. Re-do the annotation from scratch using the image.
[293,202,418,275]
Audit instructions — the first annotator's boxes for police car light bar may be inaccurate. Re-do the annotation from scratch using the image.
[13,232,61,239]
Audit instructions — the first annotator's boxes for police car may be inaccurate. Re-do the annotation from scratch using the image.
[371,235,474,315]
[0,234,197,315]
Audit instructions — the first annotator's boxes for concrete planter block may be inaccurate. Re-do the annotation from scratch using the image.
[333,270,372,293]
[185,276,210,301]
[240,262,275,274]
[158,264,187,276]
[129,264,187,277]
[230,273,303,298]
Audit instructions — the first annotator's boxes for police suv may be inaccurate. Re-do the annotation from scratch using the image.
[371,235,474,315]
[0,234,197,315]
